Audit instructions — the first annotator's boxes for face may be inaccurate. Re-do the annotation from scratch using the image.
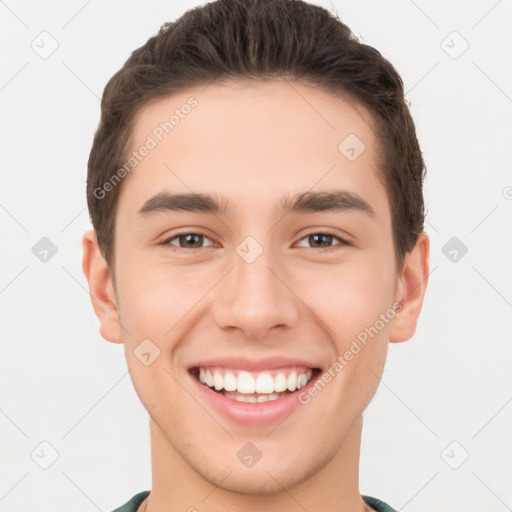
[84,80,428,495]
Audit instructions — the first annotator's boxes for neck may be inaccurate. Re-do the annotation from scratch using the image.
[144,415,368,512]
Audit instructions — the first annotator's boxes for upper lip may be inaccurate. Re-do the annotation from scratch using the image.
[188,356,322,372]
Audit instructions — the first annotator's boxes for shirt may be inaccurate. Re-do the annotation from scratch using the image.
[111,490,398,512]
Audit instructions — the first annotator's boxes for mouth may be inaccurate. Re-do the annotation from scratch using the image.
[189,366,322,403]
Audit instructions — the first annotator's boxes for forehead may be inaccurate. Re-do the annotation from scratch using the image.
[118,80,387,222]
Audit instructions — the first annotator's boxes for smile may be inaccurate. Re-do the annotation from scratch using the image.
[191,366,319,403]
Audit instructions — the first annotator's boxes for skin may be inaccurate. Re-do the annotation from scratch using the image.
[82,80,429,512]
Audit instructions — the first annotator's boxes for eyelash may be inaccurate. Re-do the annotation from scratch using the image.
[160,230,350,251]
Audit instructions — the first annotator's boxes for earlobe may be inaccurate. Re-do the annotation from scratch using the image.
[389,231,430,343]
[81,229,124,344]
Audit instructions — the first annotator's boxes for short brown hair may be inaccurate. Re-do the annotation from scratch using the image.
[87,0,426,273]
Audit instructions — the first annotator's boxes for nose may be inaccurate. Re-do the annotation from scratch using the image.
[212,241,300,340]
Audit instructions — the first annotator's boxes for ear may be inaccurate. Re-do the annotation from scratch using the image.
[389,231,430,343]
[82,229,124,343]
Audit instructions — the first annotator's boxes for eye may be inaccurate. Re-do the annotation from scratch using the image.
[296,231,350,250]
[161,232,215,249]
[160,231,349,251]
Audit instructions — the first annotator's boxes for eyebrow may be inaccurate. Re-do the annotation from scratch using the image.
[137,189,375,218]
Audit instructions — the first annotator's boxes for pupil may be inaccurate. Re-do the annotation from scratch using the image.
[311,234,332,248]
[181,234,202,248]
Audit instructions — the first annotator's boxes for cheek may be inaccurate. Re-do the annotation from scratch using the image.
[116,262,197,339]
[297,257,396,335]
[115,265,194,420]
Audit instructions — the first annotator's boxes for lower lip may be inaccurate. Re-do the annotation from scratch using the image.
[189,370,321,426]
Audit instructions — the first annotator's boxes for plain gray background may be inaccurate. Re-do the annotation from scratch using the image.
[1,1,511,511]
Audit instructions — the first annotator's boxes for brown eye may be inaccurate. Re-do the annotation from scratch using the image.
[296,232,349,250]
[163,233,214,249]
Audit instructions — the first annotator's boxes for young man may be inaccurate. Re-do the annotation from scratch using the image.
[82,1,429,511]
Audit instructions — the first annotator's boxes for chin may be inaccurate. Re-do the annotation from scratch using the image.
[195,453,321,497]
[209,468,301,495]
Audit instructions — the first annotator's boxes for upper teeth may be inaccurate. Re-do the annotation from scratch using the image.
[198,367,314,394]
